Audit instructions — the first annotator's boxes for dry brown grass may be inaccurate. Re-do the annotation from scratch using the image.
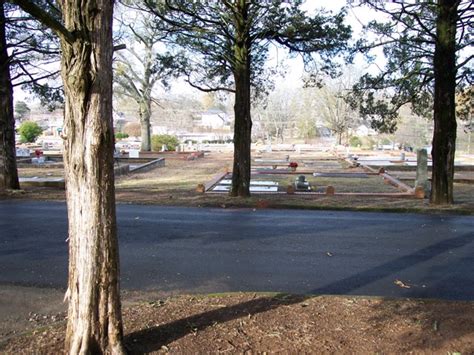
[6,151,474,214]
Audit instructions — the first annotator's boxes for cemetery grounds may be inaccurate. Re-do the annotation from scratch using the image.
[1,147,474,353]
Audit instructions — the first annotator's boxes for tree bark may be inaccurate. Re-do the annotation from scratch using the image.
[0,1,20,191]
[59,0,125,353]
[230,0,252,197]
[139,100,151,151]
[430,0,458,205]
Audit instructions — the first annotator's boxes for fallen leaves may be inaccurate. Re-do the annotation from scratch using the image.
[394,279,411,289]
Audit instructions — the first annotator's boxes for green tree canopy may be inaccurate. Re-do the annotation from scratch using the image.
[18,120,42,143]
[14,100,30,120]
[350,0,472,132]
[350,0,473,205]
[5,1,62,109]
[142,0,351,196]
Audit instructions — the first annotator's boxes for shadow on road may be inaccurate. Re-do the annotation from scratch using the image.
[310,232,473,299]
[125,232,473,353]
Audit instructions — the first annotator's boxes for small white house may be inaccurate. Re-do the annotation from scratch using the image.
[199,109,230,129]
[355,124,377,137]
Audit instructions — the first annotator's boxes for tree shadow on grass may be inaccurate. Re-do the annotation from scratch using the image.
[124,294,308,354]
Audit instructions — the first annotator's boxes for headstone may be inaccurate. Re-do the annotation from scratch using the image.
[294,175,311,191]
[16,148,30,157]
[32,157,45,164]
[415,148,429,195]
[161,144,168,152]
[400,152,406,161]
[326,185,335,195]
[129,149,140,158]
[287,185,295,194]
[414,186,425,199]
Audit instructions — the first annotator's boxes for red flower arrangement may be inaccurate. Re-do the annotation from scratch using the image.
[288,162,298,168]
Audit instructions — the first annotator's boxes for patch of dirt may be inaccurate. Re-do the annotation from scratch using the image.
[1,293,473,353]
[0,286,66,341]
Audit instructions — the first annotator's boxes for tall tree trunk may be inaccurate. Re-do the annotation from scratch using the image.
[59,0,125,353]
[231,0,252,197]
[430,0,458,205]
[139,100,151,151]
[0,1,20,191]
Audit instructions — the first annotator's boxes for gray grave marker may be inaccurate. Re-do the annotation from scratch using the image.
[129,149,140,158]
[16,148,30,157]
[415,148,429,195]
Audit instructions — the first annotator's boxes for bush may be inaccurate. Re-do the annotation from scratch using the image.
[115,132,129,139]
[348,136,362,147]
[151,134,180,151]
[18,121,43,143]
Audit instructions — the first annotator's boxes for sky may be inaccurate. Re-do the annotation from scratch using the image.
[272,0,383,90]
[13,0,381,106]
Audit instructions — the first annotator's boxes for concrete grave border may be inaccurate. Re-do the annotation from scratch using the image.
[198,157,422,199]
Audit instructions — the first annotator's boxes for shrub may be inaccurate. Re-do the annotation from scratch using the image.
[115,132,129,139]
[349,136,362,147]
[18,121,43,143]
[151,134,180,151]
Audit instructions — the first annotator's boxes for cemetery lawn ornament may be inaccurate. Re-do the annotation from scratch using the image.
[289,162,298,171]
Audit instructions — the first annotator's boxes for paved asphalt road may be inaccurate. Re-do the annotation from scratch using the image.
[0,200,473,300]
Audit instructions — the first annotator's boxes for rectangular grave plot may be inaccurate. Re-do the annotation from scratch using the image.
[212,185,278,192]
[219,179,279,186]
[313,172,369,178]
[307,176,402,193]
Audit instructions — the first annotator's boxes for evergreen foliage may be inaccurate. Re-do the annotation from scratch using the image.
[14,100,30,120]
[350,0,473,204]
[151,134,179,151]
[5,1,62,109]
[18,120,42,143]
[115,132,129,139]
[350,0,472,132]
[142,0,351,196]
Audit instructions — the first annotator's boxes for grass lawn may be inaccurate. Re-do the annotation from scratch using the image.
[6,151,474,213]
